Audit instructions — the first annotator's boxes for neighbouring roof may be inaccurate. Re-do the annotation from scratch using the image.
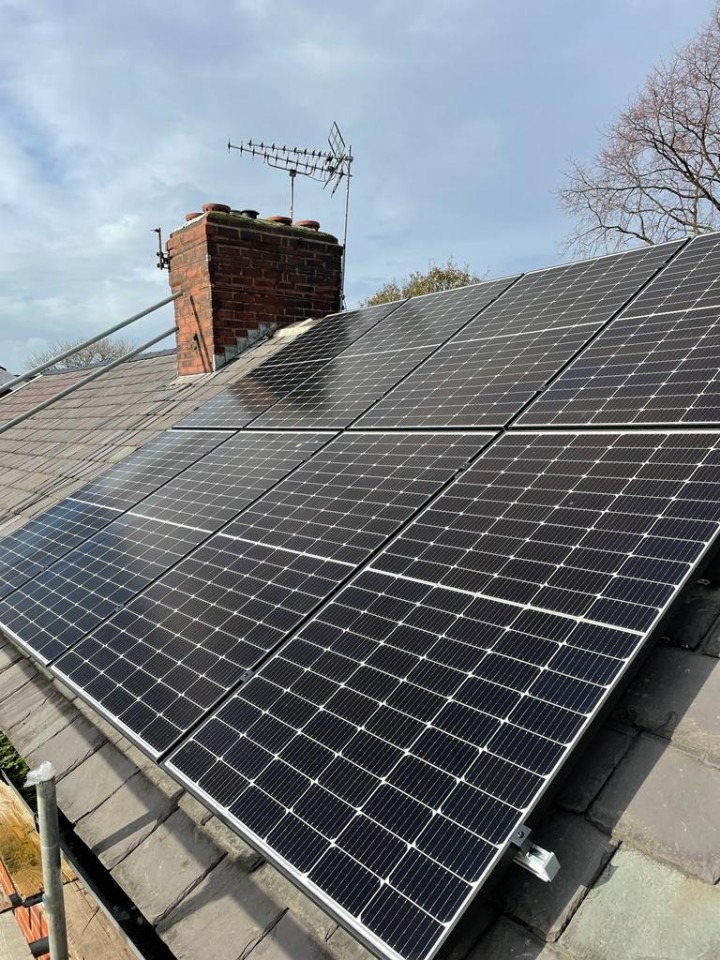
[0,367,12,387]
[0,300,718,960]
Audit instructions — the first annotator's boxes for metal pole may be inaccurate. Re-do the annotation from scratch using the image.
[1,293,181,392]
[0,325,177,437]
[25,763,68,960]
[341,152,352,309]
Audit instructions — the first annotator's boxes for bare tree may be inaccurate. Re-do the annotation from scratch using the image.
[560,4,720,254]
[362,258,484,306]
[25,336,135,373]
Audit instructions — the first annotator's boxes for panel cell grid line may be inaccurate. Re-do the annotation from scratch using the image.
[519,234,720,427]
[179,302,400,430]
[357,241,683,430]
[0,499,120,600]
[165,429,720,960]
[223,432,496,564]
[51,432,495,756]
[340,277,519,356]
[69,429,231,509]
[0,514,207,663]
[132,431,332,531]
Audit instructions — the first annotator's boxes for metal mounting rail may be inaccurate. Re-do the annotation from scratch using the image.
[0,326,177,437]
[1,292,181,394]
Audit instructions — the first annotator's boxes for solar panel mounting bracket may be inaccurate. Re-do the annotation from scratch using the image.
[511,825,560,883]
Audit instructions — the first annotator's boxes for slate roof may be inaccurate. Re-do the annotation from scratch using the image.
[0,324,718,960]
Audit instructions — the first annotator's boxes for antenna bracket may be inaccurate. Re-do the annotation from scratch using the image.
[154,228,170,270]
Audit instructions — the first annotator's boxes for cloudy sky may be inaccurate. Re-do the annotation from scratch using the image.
[0,0,715,373]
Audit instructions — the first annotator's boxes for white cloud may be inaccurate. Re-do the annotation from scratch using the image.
[233,0,274,18]
[97,215,141,247]
[289,38,373,76]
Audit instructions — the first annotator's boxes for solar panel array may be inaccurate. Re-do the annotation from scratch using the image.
[6,232,720,960]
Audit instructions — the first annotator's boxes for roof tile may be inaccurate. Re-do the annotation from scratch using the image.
[156,857,285,960]
[560,848,720,960]
[589,733,720,882]
[75,770,177,871]
[617,647,720,766]
[468,917,559,960]
[109,809,224,925]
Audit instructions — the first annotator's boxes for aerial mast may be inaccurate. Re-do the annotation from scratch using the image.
[228,122,353,304]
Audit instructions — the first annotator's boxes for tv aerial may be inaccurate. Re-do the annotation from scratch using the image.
[228,122,353,301]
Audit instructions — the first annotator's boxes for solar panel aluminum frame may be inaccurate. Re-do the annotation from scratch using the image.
[164,426,720,960]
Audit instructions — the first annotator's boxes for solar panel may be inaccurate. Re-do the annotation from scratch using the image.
[453,242,683,341]
[175,360,330,430]
[356,325,593,429]
[0,514,207,663]
[0,499,120,600]
[259,302,404,366]
[358,241,684,429]
[51,432,495,755]
[519,234,720,427]
[165,429,720,960]
[67,429,231,509]
[179,302,402,429]
[132,431,332,532]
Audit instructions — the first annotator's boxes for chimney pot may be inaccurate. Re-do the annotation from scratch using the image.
[238,209,259,219]
[185,212,204,221]
[294,220,321,231]
[264,215,292,225]
[202,202,232,213]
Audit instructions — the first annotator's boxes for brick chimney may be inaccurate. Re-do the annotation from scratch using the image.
[167,206,343,376]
